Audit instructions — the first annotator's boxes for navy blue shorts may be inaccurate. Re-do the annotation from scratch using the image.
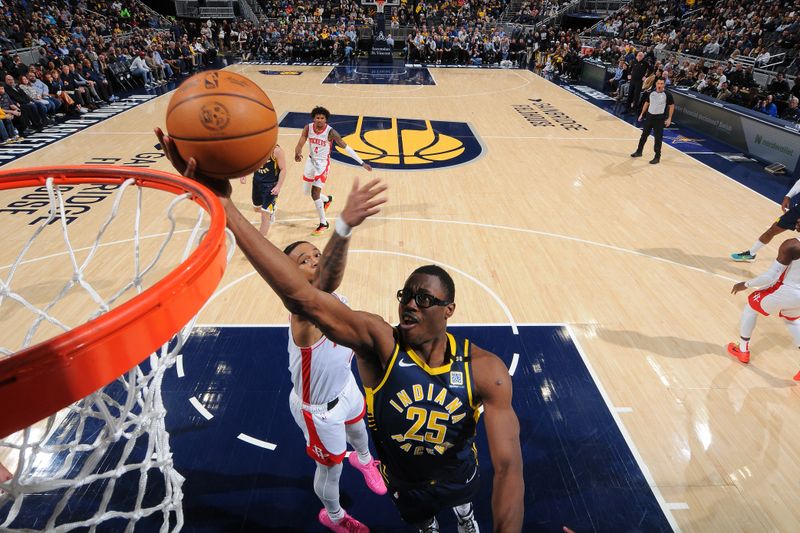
[776,203,800,230]
[252,175,278,212]
[386,464,480,525]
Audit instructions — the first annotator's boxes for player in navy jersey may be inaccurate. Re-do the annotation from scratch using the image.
[156,128,574,533]
[239,144,286,237]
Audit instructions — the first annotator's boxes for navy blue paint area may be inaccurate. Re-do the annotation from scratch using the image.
[279,112,484,171]
[556,81,796,203]
[322,65,435,85]
[0,325,671,532]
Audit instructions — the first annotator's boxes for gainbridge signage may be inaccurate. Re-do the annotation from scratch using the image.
[279,112,483,171]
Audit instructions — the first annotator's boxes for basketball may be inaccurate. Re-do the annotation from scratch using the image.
[165,70,278,179]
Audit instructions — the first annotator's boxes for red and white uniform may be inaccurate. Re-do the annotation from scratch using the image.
[303,123,332,191]
[749,250,800,321]
[288,293,366,466]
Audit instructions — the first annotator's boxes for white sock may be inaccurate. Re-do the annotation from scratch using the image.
[739,306,757,351]
[328,507,345,523]
[313,462,343,520]
[314,198,327,224]
[356,450,371,465]
[320,193,329,203]
[739,338,750,352]
[453,502,473,517]
[749,240,765,255]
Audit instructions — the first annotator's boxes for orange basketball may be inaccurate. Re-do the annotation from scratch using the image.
[166,70,278,179]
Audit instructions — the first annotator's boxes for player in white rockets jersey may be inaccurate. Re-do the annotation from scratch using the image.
[283,181,387,533]
[294,106,372,236]
[729,235,800,380]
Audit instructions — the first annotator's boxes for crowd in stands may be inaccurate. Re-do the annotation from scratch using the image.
[590,0,798,71]
[236,19,362,63]
[409,0,508,27]
[584,0,800,125]
[511,0,571,25]
[0,0,232,144]
[404,24,526,65]
[601,45,799,122]
[256,0,373,26]
[2,0,798,142]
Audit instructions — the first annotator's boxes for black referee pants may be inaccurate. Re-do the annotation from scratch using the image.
[636,112,666,157]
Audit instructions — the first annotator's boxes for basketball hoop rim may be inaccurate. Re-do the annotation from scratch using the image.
[0,166,228,439]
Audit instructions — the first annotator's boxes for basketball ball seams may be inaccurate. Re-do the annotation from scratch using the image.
[168,92,275,113]
[166,71,278,179]
[168,124,277,142]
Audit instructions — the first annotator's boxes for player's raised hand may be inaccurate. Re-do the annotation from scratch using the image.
[155,127,231,198]
[340,177,388,229]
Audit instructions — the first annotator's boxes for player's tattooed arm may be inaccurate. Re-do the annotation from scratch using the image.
[329,128,347,148]
[315,232,349,293]
[316,178,387,293]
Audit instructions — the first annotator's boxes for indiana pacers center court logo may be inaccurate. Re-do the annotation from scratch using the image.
[280,112,483,170]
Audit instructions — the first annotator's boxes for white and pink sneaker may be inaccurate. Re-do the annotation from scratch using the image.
[348,452,387,495]
[318,508,369,533]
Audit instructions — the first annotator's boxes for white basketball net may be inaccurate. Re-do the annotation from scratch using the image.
[0,177,233,531]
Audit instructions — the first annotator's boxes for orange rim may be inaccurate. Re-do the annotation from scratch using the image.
[0,166,228,439]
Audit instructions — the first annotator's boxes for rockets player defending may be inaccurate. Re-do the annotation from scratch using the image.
[285,184,387,532]
[729,235,800,380]
[295,106,372,236]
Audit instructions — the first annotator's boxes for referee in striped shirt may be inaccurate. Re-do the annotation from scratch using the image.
[631,78,674,164]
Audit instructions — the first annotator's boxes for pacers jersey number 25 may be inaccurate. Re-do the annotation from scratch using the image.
[364,332,481,484]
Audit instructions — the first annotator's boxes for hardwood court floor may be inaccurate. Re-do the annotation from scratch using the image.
[2,65,799,531]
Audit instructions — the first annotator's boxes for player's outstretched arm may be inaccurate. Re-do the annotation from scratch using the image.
[315,178,384,293]
[330,129,372,171]
[475,350,524,532]
[155,128,394,357]
[472,347,524,533]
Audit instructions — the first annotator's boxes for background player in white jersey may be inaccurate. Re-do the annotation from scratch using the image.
[294,106,372,236]
[283,182,387,533]
[731,177,800,262]
[729,235,800,380]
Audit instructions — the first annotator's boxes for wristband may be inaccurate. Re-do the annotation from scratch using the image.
[335,217,352,238]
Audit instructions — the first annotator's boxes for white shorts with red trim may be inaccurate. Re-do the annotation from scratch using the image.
[748,281,800,320]
[289,373,366,466]
[303,157,330,193]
